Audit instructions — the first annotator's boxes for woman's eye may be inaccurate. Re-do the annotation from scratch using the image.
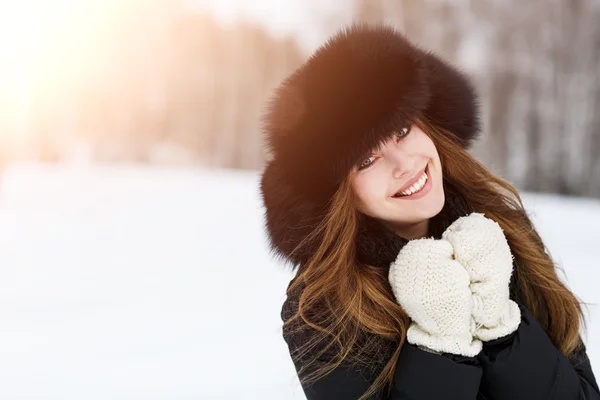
[395,125,412,140]
[358,155,376,170]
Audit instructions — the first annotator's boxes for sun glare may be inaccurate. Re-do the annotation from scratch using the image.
[0,1,137,140]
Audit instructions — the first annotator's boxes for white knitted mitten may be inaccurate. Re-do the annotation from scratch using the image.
[442,212,521,342]
[389,238,482,357]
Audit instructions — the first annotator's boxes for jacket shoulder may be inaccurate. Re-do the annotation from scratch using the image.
[280,278,391,399]
[280,277,485,400]
[280,278,342,364]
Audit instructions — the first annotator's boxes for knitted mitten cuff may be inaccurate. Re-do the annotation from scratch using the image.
[407,322,483,358]
[472,298,521,342]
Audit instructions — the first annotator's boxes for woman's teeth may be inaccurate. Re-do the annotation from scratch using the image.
[397,172,428,196]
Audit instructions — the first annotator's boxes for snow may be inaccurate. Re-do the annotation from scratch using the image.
[0,163,597,399]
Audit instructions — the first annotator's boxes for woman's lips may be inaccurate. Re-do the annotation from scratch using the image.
[394,165,428,196]
[393,164,432,199]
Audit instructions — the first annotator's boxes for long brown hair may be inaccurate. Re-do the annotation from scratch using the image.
[283,119,587,399]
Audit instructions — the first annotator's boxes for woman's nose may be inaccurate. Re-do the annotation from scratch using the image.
[385,145,414,179]
[392,163,414,179]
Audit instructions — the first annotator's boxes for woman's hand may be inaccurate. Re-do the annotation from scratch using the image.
[389,238,482,357]
[442,212,521,342]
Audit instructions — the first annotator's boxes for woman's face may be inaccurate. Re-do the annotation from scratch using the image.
[349,125,445,240]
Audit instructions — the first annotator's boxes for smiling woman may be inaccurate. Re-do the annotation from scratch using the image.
[259,24,600,400]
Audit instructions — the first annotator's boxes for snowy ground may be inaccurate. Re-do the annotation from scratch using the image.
[0,163,597,399]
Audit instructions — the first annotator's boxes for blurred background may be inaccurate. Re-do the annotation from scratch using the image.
[0,0,598,399]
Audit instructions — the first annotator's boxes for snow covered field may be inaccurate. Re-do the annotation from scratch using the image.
[0,164,597,399]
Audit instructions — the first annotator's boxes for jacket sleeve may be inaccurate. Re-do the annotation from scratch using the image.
[390,344,482,399]
[476,302,600,399]
[281,287,483,399]
[284,332,483,399]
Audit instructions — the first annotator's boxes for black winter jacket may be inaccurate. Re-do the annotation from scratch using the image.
[282,287,599,399]
[279,190,598,399]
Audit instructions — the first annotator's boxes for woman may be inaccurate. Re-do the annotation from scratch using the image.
[259,24,599,399]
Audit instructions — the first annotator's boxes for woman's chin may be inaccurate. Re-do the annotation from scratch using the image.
[385,191,445,224]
